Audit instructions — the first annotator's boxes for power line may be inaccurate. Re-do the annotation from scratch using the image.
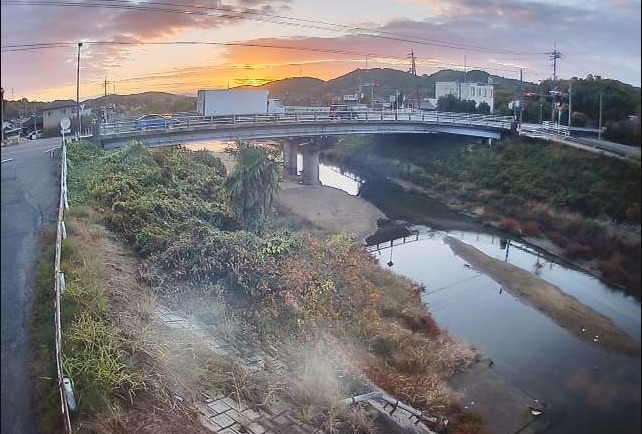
[0,40,387,57]
[425,272,483,296]
[1,0,549,56]
[0,39,527,76]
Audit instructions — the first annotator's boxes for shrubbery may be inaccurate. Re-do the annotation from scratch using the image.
[67,140,477,425]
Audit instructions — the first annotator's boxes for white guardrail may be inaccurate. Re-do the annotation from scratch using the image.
[53,140,74,432]
[99,110,516,136]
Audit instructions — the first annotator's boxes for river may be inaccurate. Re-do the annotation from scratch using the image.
[185,141,641,433]
[317,161,641,434]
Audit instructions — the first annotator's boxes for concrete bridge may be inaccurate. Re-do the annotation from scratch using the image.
[95,110,515,148]
[93,110,516,185]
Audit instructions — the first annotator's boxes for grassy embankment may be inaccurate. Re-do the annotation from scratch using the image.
[54,140,483,433]
[31,211,217,433]
[324,136,641,296]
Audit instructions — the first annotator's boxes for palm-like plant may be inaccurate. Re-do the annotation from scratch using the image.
[225,141,283,229]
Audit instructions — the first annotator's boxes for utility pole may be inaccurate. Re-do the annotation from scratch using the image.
[409,50,421,110]
[463,55,467,82]
[104,76,108,97]
[568,81,572,128]
[549,44,562,121]
[1,87,4,143]
[539,100,543,124]
[76,42,83,137]
[394,90,399,121]
[598,92,603,140]
[518,68,524,125]
[549,43,562,82]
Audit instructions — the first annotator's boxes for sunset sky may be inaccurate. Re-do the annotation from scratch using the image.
[1,0,640,101]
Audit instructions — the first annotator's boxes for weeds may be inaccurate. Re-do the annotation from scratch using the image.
[31,229,63,434]
[66,141,483,432]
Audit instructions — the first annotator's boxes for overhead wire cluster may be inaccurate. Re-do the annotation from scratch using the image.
[1,0,548,88]
[1,0,548,56]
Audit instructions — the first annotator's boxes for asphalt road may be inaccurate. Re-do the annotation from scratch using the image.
[1,138,62,434]
[520,123,641,158]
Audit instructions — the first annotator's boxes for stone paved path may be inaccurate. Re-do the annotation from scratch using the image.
[156,306,322,434]
[156,306,438,434]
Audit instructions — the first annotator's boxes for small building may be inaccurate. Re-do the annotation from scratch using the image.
[42,101,92,133]
[342,94,360,102]
[435,81,495,112]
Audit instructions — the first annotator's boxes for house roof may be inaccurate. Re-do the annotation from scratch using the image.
[41,100,77,111]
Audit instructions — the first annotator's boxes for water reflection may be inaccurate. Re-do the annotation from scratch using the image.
[323,161,641,434]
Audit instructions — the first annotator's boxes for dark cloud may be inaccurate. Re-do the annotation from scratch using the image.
[1,0,639,98]
[1,0,292,96]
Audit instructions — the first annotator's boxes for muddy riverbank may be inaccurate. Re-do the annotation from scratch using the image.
[275,179,384,242]
[445,236,641,357]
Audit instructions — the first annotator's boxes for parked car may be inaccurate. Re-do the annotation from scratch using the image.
[136,114,177,130]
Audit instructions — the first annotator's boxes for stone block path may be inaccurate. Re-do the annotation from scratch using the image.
[156,306,438,434]
[156,306,322,433]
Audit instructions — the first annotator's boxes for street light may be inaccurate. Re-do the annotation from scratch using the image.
[76,42,83,137]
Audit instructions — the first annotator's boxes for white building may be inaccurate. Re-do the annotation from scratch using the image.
[435,81,495,112]
[42,101,92,132]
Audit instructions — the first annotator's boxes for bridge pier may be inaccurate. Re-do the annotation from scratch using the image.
[483,137,495,146]
[301,148,320,185]
[283,142,298,177]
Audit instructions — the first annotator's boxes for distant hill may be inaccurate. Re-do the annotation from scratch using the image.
[83,91,196,115]
[250,68,540,106]
[6,68,638,128]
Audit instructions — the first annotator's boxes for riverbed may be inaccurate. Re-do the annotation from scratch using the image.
[318,160,641,434]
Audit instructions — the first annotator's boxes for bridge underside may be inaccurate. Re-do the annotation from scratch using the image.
[98,122,504,150]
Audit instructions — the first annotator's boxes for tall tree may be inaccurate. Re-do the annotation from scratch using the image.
[225,141,282,229]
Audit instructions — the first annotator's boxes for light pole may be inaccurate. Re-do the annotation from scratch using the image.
[76,42,83,137]
[394,90,399,121]
[598,92,603,140]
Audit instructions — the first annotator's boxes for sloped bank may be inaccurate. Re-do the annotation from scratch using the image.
[65,140,490,434]
[323,136,641,297]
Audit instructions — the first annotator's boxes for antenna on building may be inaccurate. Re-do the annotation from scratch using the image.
[549,43,562,82]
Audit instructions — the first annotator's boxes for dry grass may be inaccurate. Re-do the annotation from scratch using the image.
[202,355,283,411]
[62,218,236,433]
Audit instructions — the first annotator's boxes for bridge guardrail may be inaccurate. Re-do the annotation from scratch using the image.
[99,110,515,136]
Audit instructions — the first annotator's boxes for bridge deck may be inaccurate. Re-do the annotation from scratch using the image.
[96,110,516,149]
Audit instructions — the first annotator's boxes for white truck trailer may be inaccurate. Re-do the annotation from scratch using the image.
[197,89,283,116]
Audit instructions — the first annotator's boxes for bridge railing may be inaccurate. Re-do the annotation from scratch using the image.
[99,110,515,136]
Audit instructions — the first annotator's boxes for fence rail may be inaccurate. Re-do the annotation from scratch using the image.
[99,110,516,136]
[53,140,73,432]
